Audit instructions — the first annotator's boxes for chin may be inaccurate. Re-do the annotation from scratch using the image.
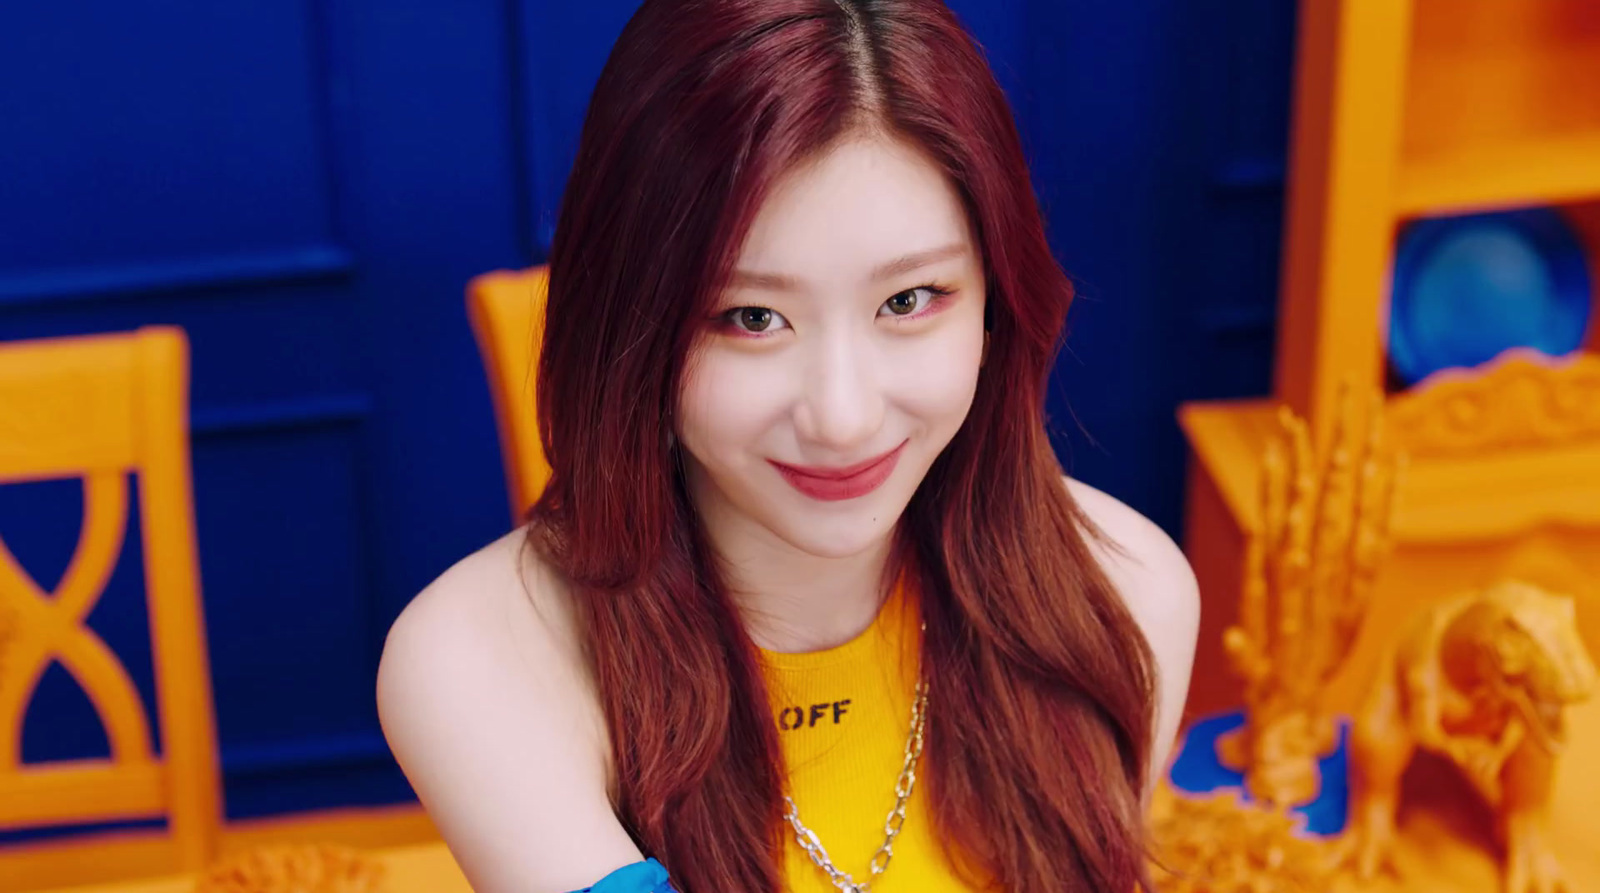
[760,489,908,559]
[771,517,898,560]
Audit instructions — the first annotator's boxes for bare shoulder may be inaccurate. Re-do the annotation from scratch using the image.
[1063,476,1200,625]
[376,527,641,892]
[1063,476,1201,783]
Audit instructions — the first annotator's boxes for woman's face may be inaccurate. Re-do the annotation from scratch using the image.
[677,133,988,560]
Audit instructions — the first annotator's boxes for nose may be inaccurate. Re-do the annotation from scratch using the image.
[792,331,884,453]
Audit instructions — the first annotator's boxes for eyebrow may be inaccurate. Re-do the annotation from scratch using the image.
[729,243,970,292]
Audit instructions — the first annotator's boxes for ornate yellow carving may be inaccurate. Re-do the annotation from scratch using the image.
[1217,385,1403,807]
[1385,349,1600,459]
[1147,782,1336,893]
[1335,579,1598,893]
[194,844,387,893]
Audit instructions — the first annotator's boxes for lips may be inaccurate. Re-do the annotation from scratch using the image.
[769,441,907,502]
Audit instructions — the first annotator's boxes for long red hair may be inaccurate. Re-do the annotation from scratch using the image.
[528,1,1157,890]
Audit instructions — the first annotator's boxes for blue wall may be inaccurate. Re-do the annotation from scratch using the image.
[0,0,1295,819]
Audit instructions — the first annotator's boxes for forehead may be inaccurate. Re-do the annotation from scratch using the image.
[735,134,974,282]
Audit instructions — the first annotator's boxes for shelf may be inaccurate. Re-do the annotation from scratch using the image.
[1177,393,1600,544]
[1398,2,1600,217]
[1396,129,1600,217]
[1176,398,1277,532]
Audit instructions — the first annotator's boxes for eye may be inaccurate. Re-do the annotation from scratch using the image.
[720,305,790,335]
[878,285,951,319]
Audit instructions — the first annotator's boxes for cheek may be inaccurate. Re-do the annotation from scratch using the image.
[890,319,986,430]
[676,349,791,461]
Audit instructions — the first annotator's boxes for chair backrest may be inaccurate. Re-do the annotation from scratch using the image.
[467,266,553,521]
[0,326,221,871]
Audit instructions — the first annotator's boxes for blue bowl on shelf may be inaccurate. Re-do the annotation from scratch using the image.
[1389,207,1593,387]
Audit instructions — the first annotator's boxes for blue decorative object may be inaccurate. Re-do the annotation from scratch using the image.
[1166,711,1350,837]
[1389,207,1593,386]
[570,858,678,893]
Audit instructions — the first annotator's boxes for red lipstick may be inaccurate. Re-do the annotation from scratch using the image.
[769,441,907,502]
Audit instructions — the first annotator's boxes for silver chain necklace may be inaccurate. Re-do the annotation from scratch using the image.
[783,677,928,893]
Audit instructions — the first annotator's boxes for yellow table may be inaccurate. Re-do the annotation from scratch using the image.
[39,698,1600,893]
[32,841,473,893]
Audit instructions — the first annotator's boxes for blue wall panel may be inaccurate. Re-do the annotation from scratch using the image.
[0,0,1297,822]
[1024,0,1295,532]
[0,1,346,302]
[197,426,375,743]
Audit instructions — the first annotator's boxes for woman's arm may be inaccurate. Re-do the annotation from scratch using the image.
[377,532,647,893]
[1065,477,1202,797]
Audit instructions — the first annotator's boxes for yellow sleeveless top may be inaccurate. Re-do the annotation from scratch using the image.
[757,581,987,892]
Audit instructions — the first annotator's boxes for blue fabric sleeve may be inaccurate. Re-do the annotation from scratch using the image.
[568,857,678,893]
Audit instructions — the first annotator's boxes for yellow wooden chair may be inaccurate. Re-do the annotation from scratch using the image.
[0,327,223,892]
[467,266,554,520]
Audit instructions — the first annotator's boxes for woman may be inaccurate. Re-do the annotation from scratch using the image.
[377,1,1199,891]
